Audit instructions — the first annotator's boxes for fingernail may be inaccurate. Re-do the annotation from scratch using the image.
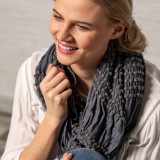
[64,152,68,156]
[69,153,73,156]
[49,67,56,74]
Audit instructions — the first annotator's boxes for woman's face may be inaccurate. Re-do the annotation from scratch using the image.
[49,0,115,68]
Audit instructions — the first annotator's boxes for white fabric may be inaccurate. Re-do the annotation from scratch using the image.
[1,49,160,160]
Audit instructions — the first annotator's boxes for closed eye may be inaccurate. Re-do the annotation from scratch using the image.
[53,14,63,22]
[77,25,89,31]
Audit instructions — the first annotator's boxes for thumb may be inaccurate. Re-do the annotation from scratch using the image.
[46,64,53,74]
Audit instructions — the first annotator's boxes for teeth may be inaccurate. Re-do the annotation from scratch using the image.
[59,43,77,51]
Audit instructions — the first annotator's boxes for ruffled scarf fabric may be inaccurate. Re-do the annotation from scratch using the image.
[34,42,146,159]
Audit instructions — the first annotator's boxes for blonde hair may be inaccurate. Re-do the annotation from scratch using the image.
[93,0,147,53]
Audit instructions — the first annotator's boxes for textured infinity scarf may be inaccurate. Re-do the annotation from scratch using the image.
[34,41,146,159]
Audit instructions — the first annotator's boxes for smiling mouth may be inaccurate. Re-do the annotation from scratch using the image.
[58,41,79,55]
[58,41,79,51]
[59,43,78,51]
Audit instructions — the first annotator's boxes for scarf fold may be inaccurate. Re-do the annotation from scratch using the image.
[34,41,146,159]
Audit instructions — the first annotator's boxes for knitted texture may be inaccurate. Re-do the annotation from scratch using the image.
[34,41,146,159]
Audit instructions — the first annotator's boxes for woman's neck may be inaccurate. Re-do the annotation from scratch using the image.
[71,64,96,96]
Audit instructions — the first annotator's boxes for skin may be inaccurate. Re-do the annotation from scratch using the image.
[20,0,124,160]
[50,0,124,95]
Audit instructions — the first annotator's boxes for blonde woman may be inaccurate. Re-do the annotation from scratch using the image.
[2,0,160,160]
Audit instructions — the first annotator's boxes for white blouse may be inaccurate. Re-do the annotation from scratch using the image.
[1,48,160,160]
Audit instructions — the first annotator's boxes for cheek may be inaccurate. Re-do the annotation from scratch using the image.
[76,32,97,49]
[49,19,54,34]
[92,30,112,49]
[49,19,60,38]
[77,32,104,51]
[82,32,111,55]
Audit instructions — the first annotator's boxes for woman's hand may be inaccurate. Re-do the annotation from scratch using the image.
[40,64,72,124]
[55,153,73,160]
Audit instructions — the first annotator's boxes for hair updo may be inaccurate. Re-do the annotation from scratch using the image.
[93,0,147,53]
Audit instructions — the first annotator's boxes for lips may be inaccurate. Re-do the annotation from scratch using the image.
[58,41,78,55]
[59,43,77,51]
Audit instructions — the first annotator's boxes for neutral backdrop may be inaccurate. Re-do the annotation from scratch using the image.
[0,0,160,113]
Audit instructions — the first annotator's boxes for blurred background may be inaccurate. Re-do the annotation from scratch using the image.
[0,0,160,157]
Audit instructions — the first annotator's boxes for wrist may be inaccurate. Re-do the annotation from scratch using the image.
[44,112,64,128]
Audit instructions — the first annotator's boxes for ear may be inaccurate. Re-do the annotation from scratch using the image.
[110,22,125,39]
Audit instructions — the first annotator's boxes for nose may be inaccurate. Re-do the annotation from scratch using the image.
[57,23,74,42]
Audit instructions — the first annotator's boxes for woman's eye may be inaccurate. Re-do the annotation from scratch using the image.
[78,25,89,31]
[53,14,63,21]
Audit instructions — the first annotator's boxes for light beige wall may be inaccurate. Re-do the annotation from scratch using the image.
[0,0,54,112]
[134,0,160,68]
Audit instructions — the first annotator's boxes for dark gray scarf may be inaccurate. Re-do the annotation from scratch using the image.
[34,41,146,159]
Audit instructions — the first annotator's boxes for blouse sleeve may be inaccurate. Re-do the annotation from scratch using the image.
[127,100,160,160]
[115,99,160,160]
[1,57,40,160]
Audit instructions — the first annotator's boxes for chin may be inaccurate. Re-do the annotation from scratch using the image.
[56,52,75,66]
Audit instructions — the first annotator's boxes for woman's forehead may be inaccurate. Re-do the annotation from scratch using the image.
[54,0,107,23]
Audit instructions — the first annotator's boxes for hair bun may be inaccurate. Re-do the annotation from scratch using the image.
[118,20,147,53]
[93,0,147,54]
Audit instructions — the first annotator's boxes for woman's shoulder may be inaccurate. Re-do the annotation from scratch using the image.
[16,47,49,121]
[114,60,160,160]
[25,47,49,70]
[145,59,160,83]
[143,59,160,116]
[18,47,49,83]
[129,59,160,136]
[144,59,160,104]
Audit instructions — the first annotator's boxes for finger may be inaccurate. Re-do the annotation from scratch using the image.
[46,64,53,74]
[63,153,68,157]
[43,67,59,83]
[44,67,66,83]
[48,88,72,104]
[63,153,73,160]
[60,89,72,102]
[47,72,69,90]
[53,79,71,95]
[68,153,73,159]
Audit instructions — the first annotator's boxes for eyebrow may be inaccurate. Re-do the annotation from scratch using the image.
[53,9,61,16]
[53,8,94,27]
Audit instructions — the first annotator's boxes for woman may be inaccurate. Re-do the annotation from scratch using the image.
[1,0,160,160]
